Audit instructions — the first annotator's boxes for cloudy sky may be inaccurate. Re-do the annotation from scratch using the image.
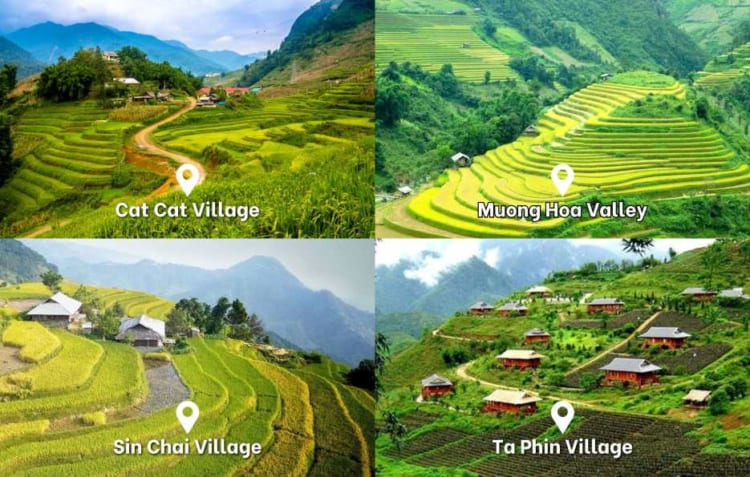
[376,239,714,287]
[0,0,319,54]
[25,239,374,312]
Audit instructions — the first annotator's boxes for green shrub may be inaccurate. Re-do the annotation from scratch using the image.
[143,352,171,362]
[81,411,106,426]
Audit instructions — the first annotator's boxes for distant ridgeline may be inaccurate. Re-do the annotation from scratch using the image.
[239,0,374,86]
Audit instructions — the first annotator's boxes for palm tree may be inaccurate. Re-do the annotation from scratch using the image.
[621,239,654,257]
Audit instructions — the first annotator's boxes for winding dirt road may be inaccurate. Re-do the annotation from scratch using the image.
[134,97,205,182]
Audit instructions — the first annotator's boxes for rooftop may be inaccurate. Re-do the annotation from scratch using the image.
[589,298,624,305]
[600,357,661,374]
[497,349,544,360]
[27,292,82,316]
[683,389,711,402]
[117,314,166,340]
[681,287,716,295]
[498,302,527,311]
[524,328,550,337]
[639,327,691,339]
[421,374,453,387]
[470,301,494,310]
[483,389,541,405]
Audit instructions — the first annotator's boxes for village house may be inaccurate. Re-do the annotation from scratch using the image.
[469,301,494,315]
[719,287,748,299]
[683,389,711,408]
[451,152,472,168]
[131,92,156,103]
[639,327,690,349]
[420,374,453,399]
[26,292,85,328]
[599,72,613,81]
[600,357,661,388]
[197,87,251,98]
[115,77,140,85]
[523,125,540,137]
[587,298,624,314]
[482,389,541,415]
[527,285,552,298]
[497,302,528,317]
[680,287,717,301]
[524,328,551,345]
[397,185,413,197]
[103,51,120,63]
[497,349,544,369]
[197,95,216,108]
[116,315,166,349]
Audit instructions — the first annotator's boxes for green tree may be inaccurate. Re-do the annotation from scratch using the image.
[701,244,724,288]
[174,298,210,331]
[93,308,121,340]
[375,332,391,398]
[207,297,231,334]
[481,18,497,37]
[621,239,654,257]
[484,70,491,85]
[40,270,63,292]
[344,359,375,391]
[375,76,407,127]
[166,307,192,337]
[709,387,730,415]
[381,411,408,451]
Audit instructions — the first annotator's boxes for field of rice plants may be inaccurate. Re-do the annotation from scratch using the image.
[0,103,133,220]
[379,72,750,237]
[376,11,515,82]
[0,318,373,475]
[696,41,750,87]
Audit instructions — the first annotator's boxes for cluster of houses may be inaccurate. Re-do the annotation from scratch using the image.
[414,283,748,415]
[195,87,259,107]
[109,77,171,104]
[23,292,191,350]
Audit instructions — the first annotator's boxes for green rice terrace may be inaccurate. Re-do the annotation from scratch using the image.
[376,9,515,83]
[0,78,374,238]
[696,41,750,87]
[377,241,750,476]
[377,72,750,238]
[0,285,374,476]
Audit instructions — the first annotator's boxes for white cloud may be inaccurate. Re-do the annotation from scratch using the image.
[0,0,320,53]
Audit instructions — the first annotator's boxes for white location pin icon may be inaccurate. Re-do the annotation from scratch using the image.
[176,164,200,196]
[551,400,574,434]
[551,164,574,197]
[176,400,199,434]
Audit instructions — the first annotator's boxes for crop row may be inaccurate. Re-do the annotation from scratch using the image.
[1,321,61,364]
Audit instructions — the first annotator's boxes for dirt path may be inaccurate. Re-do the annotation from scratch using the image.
[565,310,662,377]
[22,98,201,238]
[133,97,205,182]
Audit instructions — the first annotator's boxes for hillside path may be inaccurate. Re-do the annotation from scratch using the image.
[564,310,662,377]
[133,97,205,182]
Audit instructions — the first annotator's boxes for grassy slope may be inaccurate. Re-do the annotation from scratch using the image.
[380,242,750,476]
[666,0,750,54]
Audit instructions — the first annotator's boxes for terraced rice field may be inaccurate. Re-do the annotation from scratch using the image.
[0,329,373,476]
[696,41,750,87]
[2,102,131,215]
[76,286,174,320]
[380,76,750,237]
[153,82,373,174]
[376,11,514,82]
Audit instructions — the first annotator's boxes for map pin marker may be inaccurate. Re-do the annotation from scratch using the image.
[176,400,199,434]
[551,400,574,434]
[551,164,574,196]
[176,164,200,196]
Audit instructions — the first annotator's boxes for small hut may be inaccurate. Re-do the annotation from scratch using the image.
[683,389,710,408]
[451,152,472,167]
[524,328,551,345]
[681,288,717,301]
[497,349,544,369]
[469,302,495,315]
[497,302,528,317]
[420,374,453,399]
[639,327,690,349]
[523,125,540,137]
[600,358,661,388]
[483,389,540,414]
[587,298,624,314]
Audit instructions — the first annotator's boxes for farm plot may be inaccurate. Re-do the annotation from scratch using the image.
[376,11,515,82]
[652,342,732,375]
[1,102,129,218]
[1,321,61,363]
[696,41,750,87]
[381,73,750,237]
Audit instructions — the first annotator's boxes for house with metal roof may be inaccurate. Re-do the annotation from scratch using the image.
[483,389,541,414]
[600,357,661,387]
[497,349,544,369]
[116,315,166,349]
[524,328,551,344]
[680,287,717,301]
[639,327,691,349]
[497,302,528,317]
[469,301,494,315]
[587,298,624,314]
[450,152,471,167]
[26,292,84,328]
[420,374,453,399]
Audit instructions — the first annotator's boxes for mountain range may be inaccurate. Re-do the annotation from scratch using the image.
[0,37,45,78]
[0,240,56,284]
[10,241,373,367]
[1,22,263,77]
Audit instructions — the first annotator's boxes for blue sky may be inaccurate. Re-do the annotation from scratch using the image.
[0,0,319,54]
